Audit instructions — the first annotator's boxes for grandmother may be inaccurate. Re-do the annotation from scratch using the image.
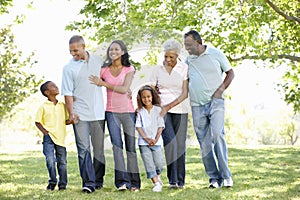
[149,39,189,189]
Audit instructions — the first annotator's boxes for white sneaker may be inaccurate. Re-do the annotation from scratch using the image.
[152,182,162,192]
[118,184,127,191]
[224,177,233,187]
[208,181,220,188]
[169,183,178,189]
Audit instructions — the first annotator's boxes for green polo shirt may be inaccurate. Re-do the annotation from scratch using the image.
[186,46,231,106]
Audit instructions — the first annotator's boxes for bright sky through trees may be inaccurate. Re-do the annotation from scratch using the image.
[1,0,85,86]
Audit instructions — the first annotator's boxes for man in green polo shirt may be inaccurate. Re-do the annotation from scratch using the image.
[184,30,234,189]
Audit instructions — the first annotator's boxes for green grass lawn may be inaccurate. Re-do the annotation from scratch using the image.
[0,146,299,200]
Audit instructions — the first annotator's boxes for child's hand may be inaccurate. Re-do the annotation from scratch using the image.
[68,113,79,124]
[144,138,154,146]
[73,114,79,124]
[149,139,156,146]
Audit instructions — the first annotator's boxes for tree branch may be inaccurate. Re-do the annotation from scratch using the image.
[230,54,300,62]
[172,0,185,20]
[265,0,300,23]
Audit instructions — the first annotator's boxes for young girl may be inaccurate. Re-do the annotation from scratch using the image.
[136,85,165,192]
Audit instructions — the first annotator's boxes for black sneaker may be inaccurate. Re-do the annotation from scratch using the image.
[46,184,56,191]
[58,186,66,191]
[82,186,95,193]
[95,185,103,190]
[208,181,220,189]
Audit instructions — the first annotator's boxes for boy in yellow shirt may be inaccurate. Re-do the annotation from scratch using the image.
[35,81,76,190]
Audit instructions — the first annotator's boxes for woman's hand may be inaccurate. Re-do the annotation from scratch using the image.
[89,75,105,86]
[159,106,168,117]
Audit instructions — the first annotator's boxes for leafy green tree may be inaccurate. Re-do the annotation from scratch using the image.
[0,1,42,121]
[279,114,299,145]
[0,0,13,14]
[67,0,300,112]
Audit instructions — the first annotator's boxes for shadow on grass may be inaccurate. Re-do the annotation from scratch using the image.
[0,146,299,199]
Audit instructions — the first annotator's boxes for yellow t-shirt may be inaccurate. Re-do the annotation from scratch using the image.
[35,100,69,147]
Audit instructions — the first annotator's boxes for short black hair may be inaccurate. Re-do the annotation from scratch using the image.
[184,30,202,44]
[69,35,85,45]
[40,81,51,97]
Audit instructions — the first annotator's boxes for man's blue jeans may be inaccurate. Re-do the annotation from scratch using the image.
[43,134,67,188]
[106,112,141,189]
[191,98,231,185]
[162,113,188,187]
[73,120,106,188]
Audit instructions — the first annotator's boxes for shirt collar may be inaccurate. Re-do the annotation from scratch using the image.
[44,100,63,105]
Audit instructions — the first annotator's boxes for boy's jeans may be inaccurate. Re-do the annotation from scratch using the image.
[43,134,67,188]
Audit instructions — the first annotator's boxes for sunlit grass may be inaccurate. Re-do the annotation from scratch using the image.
[0,146,299,199]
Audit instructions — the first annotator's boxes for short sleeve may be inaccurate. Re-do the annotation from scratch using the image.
[124,65,135,76]
[61,66,74,96]
[182,62,188,80]
[158,116,165,129]
[185,58,189,65]
[149,67,158,86]
[129,65,135,73]
[217,50,231,73]
[135,111,142,127]
[35,105,44,123]
[100,67,108,79]
[156,107,165,128]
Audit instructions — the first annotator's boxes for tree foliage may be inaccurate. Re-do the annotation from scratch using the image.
[66,0,300,112]
[0,25,42,121]
[0,0,42,120]
[279,114,300,145]
[0,0,13,14]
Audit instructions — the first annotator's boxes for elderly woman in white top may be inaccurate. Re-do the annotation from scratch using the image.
[149,39,189,188]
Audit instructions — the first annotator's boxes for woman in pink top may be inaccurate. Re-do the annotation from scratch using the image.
[89,40,140,191]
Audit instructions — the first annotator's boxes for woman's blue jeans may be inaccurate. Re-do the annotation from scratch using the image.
[162,113,188,187]
[106,111,141,189]
[43,134,67,188]
[191,98,231,185]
